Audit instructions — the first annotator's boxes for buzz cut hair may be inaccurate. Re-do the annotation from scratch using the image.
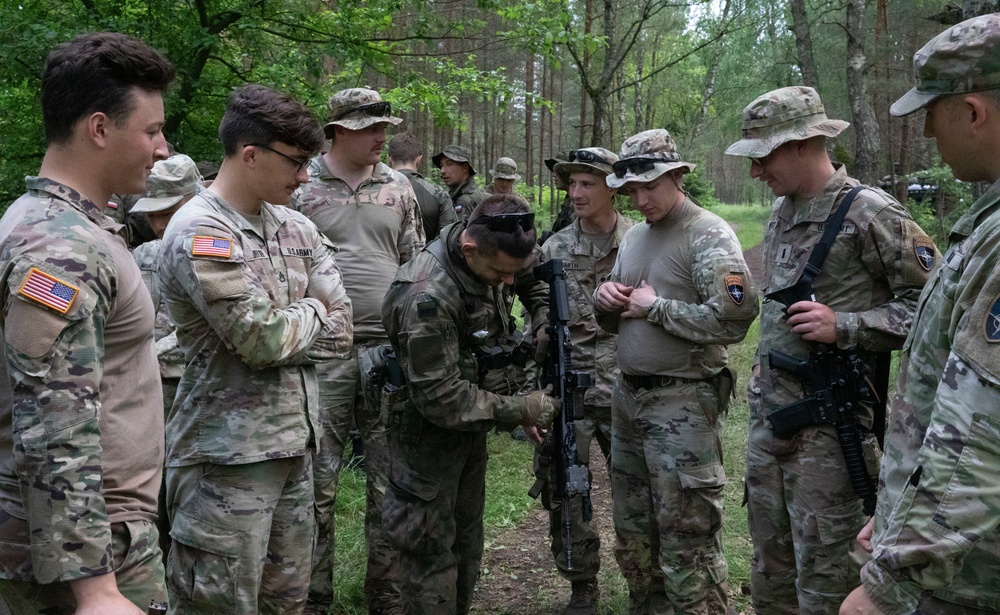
[218,84,324,157]
[388,131,423,164]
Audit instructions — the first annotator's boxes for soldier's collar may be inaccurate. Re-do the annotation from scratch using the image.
[314,155,393,186]
[785,164,851,226]
[950,175,1000,241]
[26,176,126,236]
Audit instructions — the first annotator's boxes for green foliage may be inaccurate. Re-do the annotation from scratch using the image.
[685,167,722,209]
[904,164,971,248]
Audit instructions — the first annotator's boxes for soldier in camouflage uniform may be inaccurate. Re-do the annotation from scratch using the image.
[433,144,488,220]
[0,33,175,615]
[388,131,457,241]
[486,156,521,195]
[381,194,559,615]
[159,85,353,615]
[724,87,935,615]
[594,129,759,614]
[540,151,575,245]
[841,14,1000,615]
[291,87,423,615]
[526,147,634,614]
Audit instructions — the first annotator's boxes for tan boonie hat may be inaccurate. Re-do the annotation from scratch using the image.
[725,86,849,158]
[132,154,202,214]
[891,14,1000,116]
[554,147,619,179]
[489,157,521,181]
[432,144,478,176]
[323,88,402,136]
[606,129,696,189]
[545,150,571,172]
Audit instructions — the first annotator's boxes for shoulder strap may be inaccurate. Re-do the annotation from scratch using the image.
[800,185,867,287]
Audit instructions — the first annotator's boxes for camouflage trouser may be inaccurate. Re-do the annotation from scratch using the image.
[745,385,868,615]
[0,518,166,614]
[383,415,487,615]
[164,456,314,615]
[157,376,180,560]
[535,404,612,582]
[611,376,729,615]
[310,342,398,611]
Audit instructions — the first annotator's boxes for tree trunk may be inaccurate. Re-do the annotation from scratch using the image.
[525,56,535,189]
[846,0,880,184]
[789,0,820,90]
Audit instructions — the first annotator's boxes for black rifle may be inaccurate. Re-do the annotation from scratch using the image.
[766,287,880,517]
[533,258,593,570]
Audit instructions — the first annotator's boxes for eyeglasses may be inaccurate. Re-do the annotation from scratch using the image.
[612,157,662,179]
[569,149,615,167]
[333,101,393,122]
[249,143,310,173]
[470,212,536,233]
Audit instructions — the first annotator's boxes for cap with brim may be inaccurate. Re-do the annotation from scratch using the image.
[725,86,848,158]
[890,14,1000,117]
[553,147,619,179]
[545,150,572,172]
[323,88,402,136]
[432,145,477,176]
[132,194,186,214]
[606,129,695,189]
[132,154,201,213]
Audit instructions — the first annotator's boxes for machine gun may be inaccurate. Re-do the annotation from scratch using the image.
[766,286,881,517]
[533,258,593,570]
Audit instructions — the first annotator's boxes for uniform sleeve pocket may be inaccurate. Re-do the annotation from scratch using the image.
[407,332,451,379]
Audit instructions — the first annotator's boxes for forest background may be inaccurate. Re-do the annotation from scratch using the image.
[3,0,999,242]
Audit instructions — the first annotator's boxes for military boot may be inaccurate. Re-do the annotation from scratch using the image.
[564,579,600,615]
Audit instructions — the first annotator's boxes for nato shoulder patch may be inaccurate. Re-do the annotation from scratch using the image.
[914,237,936,272]
[725,274,745,305]
[417,299,438,318]
[192,235,233,258]
[985,291,1000,343]
[18,268,79,314]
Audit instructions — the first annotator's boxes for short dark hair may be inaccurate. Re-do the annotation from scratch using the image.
[42,32,175,146]
[219,85,324,157]
[388,131,423,163]
[466,194,537,258]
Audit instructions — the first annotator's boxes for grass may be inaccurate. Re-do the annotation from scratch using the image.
[329,203,771,613]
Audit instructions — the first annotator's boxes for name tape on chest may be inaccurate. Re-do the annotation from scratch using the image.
[281,247,314,258]
[192,235,233,258]
[18,268,79,314]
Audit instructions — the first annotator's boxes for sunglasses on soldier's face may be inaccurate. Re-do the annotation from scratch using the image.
[334,101,393,121]
[569,149,615,167]
[470,212,536,233]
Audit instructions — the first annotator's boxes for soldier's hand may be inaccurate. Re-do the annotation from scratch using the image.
[621,280,656,318]
[71,574,145,615]
[533,326,550,365]
[856,517,875,553]
[839,586,886,615]
[595,281,632,312]
[786,300,837,343]
[523,389,560,428]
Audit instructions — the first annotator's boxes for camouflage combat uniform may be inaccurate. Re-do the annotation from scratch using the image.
[0,178,167,612]
[159,190,353,614]
[133,239,185,415]
[450,177,488,221]
[597,195,758,614]
[381,222,548,615]
[292,155,423,611]
[399,168,456,241]
[531,213,634,584]
[745,166,933,615]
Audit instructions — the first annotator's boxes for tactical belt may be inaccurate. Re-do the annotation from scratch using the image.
[622,373,710,391]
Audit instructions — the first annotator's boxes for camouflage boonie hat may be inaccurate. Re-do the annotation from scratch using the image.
[554,147,619,179]
[323,88,402,136]
[545,151,571,172]
[725,86,849,158]
[132,154,202,213]
[489,157,521,180]
[891,14,1000,116]
[432,144,478,176]
[606,129,695,189]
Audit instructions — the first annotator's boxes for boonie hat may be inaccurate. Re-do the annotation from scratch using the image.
[545,151,571,172]
[432,144,478,176]
[891,14,1000,116]
[132,154,202,214]
[725,86,849,158]
[323,88,402,137]
[606,129,695,189]
[554,147,619,179]
[489,157,521,181]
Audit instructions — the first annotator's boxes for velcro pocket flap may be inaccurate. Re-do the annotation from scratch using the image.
[677,463,727,490]
[169,508,243,558]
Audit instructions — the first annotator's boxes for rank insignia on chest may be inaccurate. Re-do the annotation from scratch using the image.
[985,292,1000,343]
[192,235,232,258]
[914,238,936,272]
[18,268,79,314]
[725,274,745,305]
[417,299,438,318]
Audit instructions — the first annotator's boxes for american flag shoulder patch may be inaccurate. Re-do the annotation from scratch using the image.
[18,268,79,314]
[192,235,233,258]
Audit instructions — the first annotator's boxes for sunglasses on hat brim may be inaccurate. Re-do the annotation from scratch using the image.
[470,212,535,233]
[569,149,615,167]
[333,101,393,122]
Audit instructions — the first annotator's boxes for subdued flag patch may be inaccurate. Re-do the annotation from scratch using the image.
[192,236,233,258]
[914,238,936,272]
[725,274,745,305]
[18,268,78,314]
[985,292,1000,343]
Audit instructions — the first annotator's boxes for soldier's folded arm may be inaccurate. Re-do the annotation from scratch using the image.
[302,233,354,361]
[4,266,116,584]
[166,221,334,369]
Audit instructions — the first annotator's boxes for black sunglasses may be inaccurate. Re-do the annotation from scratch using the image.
[334,101,393,122]
[569,149,615,167]
[470,212,535,233]
[611,158,660,179]
[249,143,310,173]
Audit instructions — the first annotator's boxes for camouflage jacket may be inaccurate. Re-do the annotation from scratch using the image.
[133,239,184,380]
[449,177,488,221]
[160,190,353,466]
[399,168,456,241]
[0,178,163,584]
[862,179,1000,614]
[382,222,547,431]
[530,214,635,408]
[293,157,423,342]
[596,198,759,378]
[753,166,935,422]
